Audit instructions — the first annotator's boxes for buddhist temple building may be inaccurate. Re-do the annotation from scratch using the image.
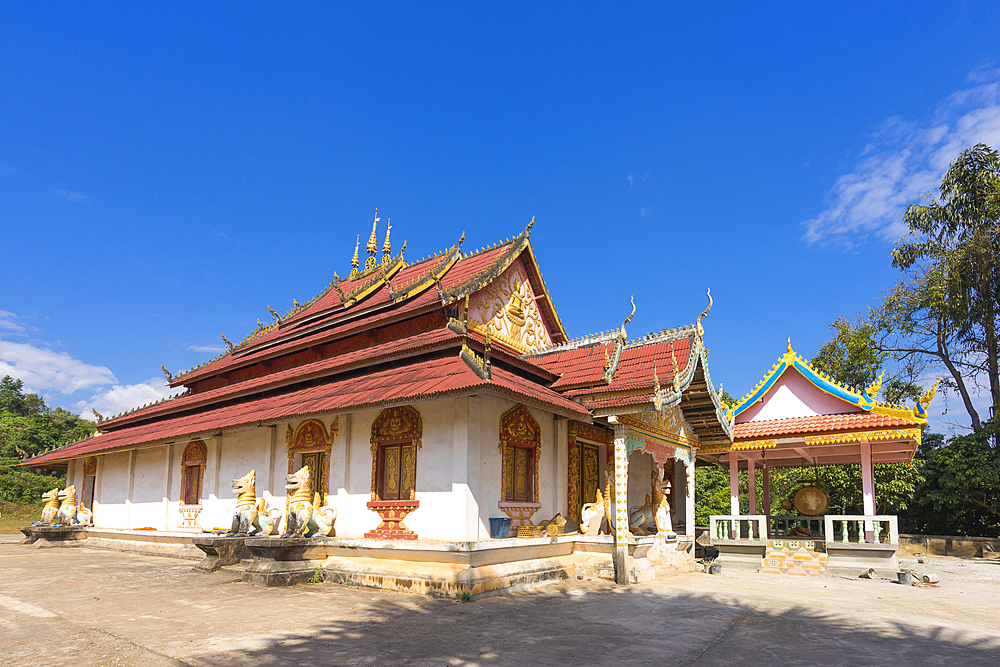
[25,212,733,593]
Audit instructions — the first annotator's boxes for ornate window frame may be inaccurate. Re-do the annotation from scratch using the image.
[369,405,422,501]
[366,405,423,540]
[180,440,207,506]
[498,405,542,529]
[285,418,337,501]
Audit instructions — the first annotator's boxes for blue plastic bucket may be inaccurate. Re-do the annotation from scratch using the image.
[489,517,511,539]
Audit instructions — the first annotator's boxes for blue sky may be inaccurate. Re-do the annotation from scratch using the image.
[2,4,999,432]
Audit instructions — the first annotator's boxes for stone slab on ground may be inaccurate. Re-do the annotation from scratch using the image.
[192,535,253,573]
[1,542,999,666]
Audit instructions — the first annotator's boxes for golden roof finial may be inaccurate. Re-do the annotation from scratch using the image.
[349,235,360,279]
[367,209,379,256]
[267,304,282,322]
[787,337,793,353]
[382,218,392,264]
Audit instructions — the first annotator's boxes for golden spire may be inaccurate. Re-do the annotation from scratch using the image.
[349,234,360,280]
[365,209,379,271]
[382,219,392,265]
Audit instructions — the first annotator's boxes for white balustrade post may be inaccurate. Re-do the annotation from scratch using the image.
[860,439,876,542]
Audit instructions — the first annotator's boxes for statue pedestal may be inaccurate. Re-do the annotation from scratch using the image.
[19,526,37,544]
[23,525,88,548]
[191,535,253,572]
[243,537,328,587]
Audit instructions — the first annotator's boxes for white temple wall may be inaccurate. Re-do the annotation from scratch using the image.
[94,451,130,528]
[204,430,268,530]
[474,395,559,537]
[129,447,167,530]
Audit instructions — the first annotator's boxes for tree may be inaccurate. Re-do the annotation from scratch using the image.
[903,423,1000,537]
[0,375,93,503]
[888,143,1000,429]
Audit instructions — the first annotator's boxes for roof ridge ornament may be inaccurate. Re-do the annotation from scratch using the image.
[350,235,360,280]
[222,333,234,352]
[267,304,282,322]
[365,209,379,271]
[382,219,392,265]
[161,365,172,381]
[696,288,713,343]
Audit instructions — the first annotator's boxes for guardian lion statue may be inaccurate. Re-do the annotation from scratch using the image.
[54,486,85,526]
[282,466,336,538]
[34,488,61,525]
[227,470,259,536]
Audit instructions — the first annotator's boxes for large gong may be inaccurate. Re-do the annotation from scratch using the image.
[793,485,829,516]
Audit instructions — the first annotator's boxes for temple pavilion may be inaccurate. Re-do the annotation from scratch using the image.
[26,213,732,593]
[700,339,936,576]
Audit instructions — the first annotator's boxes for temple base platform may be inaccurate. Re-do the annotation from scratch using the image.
[15,528,695,598]
[192,535,254,573]
[713,538,768,571]
[242,533,694,597]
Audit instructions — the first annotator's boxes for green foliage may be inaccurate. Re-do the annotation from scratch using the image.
[0,375,92,503]
[308,566,325,584]
[694,465,731,525]
[810,317,885,393]
[902,423,1000,537]
[0,468,65,504]
[767,463,920,516]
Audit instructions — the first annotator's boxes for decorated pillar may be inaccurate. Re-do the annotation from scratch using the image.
[685,454,695,536]
[747,455,757,538]
[612,420,629,585]
[567,427,579,523]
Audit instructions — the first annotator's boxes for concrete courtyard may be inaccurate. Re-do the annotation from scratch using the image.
[1,535,999,666]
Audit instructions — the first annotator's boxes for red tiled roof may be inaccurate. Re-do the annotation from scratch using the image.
[734,412,921,441]
[28,354,590,466]
[533,334,693,397]
[100,327,462,429]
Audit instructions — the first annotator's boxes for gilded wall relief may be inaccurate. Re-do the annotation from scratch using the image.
[467,257,553,353]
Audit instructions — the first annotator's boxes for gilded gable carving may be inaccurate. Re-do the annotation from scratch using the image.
[468,258,552,353]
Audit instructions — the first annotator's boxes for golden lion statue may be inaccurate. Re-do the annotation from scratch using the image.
[34,488,61,525]
[282,466,336,538]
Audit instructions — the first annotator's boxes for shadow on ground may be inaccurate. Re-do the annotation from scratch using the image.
[185,581,1000,667]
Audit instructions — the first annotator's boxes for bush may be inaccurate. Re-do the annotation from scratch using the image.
[0,469,66,504]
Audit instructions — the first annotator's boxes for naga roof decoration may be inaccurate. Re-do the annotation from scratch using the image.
[528,290,733,445]
[729,338,939,424]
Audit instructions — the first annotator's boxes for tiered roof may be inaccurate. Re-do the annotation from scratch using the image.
[27,215,734,467]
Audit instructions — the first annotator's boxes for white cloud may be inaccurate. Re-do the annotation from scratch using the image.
[74,378,182,422]
[0,310,26,333]
[53,188,89,202]
[803,67,1000,247]
[627,175,635,186]
[187,344,226,354]
[0,336,117,394]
